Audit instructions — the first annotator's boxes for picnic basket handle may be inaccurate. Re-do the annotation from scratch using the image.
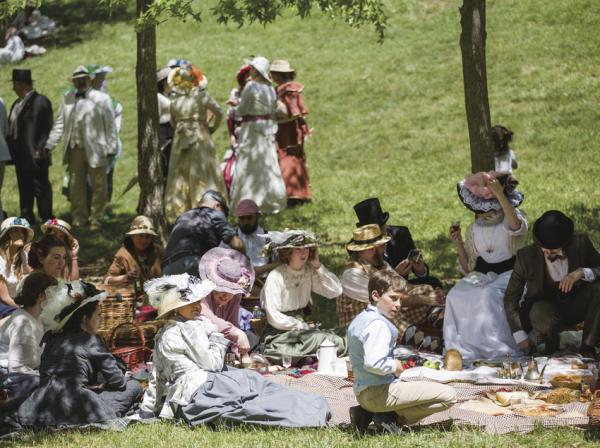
[109,321,146,351]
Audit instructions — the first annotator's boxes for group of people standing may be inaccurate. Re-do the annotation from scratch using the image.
[159,56,312,222]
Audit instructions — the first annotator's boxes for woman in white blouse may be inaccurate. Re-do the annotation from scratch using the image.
[444,177,527,360]
[0,272,57,400]
[260,230,346,363]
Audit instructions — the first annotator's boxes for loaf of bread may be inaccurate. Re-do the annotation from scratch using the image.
[444,349,463,371]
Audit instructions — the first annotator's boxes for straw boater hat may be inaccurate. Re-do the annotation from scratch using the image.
[126,215,157,237]
[270,60,295,73]
[144,274,215,319]
[41,218,74,243]
[0,217,34,244]
[244,56,272,82]
[41,281,107,332]
[168,64,207,95]
[198,247,255,297]
[71,65,90,80]
[533,210,575,249]
[346,224,391,252]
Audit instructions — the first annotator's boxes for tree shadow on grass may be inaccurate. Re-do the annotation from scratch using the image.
[565,203,600,244]
[39,0,135,48]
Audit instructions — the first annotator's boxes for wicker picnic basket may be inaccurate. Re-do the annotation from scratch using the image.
[96,285,137,344]
[110,322,151,371]
[110,320,165,349]
[588,390,600,426]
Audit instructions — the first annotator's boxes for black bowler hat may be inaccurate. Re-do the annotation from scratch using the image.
[533,210,574,249]
[353,197,389,227]
[11,69,33,83]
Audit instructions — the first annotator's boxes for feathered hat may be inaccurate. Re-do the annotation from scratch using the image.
[144,274,215,319]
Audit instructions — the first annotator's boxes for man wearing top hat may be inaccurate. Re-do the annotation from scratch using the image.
[503,210,600,358]
[45,66,117,229]
[6,69,54,224]
[353,198,442,289]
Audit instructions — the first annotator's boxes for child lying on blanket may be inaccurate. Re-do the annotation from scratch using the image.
[347,270,456,431]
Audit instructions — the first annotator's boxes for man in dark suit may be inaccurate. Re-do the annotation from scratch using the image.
[6,69,53,224]
[504,210,600,358]
[353,198,442,289]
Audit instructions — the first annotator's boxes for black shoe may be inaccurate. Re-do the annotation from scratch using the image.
[349,405,373,433]
[580,344,597,360]
[373,412,410,435]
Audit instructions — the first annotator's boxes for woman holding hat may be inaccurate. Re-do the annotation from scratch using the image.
[270,60,312,206]
[17,281,143,427]
[229,56,287,215]
[40,218,80,280]
[0,217,33,318]
[444,176,528,360]
[164,64,225,223]
[139,273,330,427]
[0,273,57,401]
[198,247,255,354]
[259,230,346,362]
[104,215,163,287]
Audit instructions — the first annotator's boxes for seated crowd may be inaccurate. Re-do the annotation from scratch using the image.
[0,181,599,433]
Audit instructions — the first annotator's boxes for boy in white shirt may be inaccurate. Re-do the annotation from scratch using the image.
[347,270,456,432]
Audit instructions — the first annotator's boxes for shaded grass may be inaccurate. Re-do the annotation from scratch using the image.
[0,1,599,443]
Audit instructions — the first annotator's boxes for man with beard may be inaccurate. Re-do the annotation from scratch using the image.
[504,210,600,358]
[337,224,445,349]
[232,199,279,278]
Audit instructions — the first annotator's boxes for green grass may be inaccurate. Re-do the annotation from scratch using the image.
[1,0,599,445]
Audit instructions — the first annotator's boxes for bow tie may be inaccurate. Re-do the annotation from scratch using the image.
[75,92,86,99]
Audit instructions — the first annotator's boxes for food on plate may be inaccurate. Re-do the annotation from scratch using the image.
[423,360,441,370]
[550,374,588,390]
[444,349,463,371]
[511,404,562,417]
[496,390,529,406]
[544,388,581,404]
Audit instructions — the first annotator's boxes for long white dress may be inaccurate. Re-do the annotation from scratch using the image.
[443,212,528,360]
[229,81,287,214]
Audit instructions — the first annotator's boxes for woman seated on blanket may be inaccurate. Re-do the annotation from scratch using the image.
[443,172,528,360]
[28,234,71,280]
[0,217,33,320]
[260,230,346,362]
[104,216,163,289]
[139,274,330,428]
[17,281,143,427]
[198,247,256,355]
[0,273,57,401]
[40,219,80,281]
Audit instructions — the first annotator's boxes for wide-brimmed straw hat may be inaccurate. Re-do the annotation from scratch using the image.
[346,224,391,252]
[198,247,254,297]
[126,215,157,237]
[168,64,207,94]
[262,230,318,257]
[144,274,215,319]
[41,218,74,243]
[0,217,34,244]
[270,60,295,73]
[244,56,272,82]
[533,210,575,249]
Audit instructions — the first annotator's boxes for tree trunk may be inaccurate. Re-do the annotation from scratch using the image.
[459,0,494,173]
[136,0,168,241]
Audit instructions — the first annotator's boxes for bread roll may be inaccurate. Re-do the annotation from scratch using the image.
[444,349,463,371]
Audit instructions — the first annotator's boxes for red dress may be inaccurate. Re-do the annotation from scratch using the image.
[275,82,312,201]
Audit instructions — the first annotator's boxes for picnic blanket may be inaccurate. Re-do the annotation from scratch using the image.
[268,373,592,434]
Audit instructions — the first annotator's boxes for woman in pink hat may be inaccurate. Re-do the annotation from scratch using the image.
[198,247,255,355]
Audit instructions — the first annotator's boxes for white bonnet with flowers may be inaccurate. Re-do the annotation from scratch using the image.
[144,274,215,319]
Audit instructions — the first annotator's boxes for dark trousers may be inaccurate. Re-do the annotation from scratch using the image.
[529,282,600,354]
[15,163,53,224]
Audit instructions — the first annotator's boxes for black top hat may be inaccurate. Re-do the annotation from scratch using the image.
[532,210,574,249]
[353,197,389,227]
[11,69,33,84]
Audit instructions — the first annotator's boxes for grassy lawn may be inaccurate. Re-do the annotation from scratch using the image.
[1,0,599,445]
